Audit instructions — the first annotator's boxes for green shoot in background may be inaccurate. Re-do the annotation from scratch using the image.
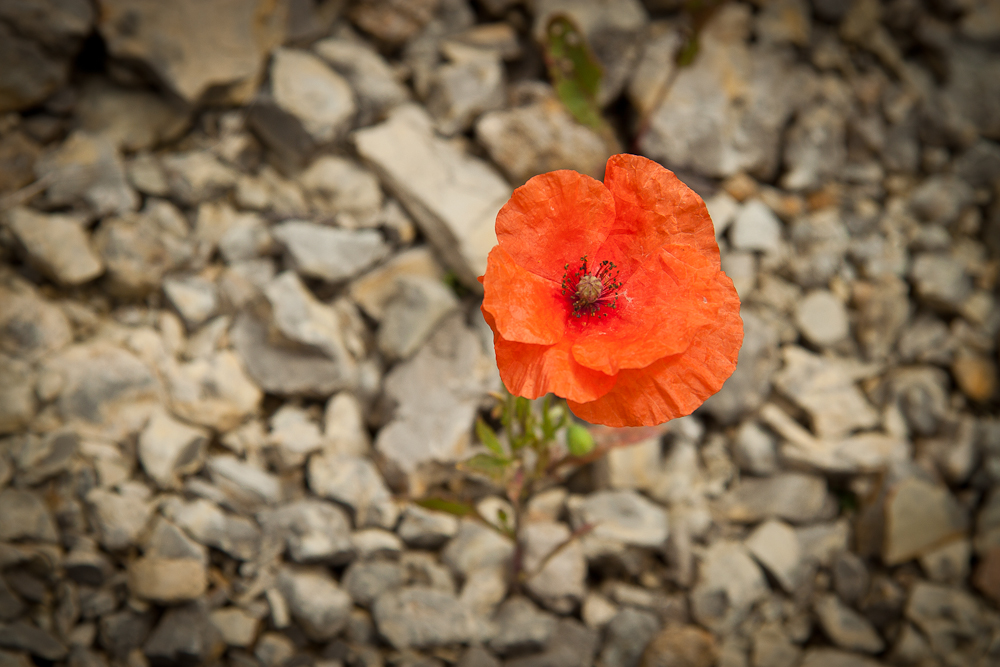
[543,15,604,131]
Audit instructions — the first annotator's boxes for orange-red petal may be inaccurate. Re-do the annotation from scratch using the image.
[568,244,722,375]
[598,154,721,283]
[567,273,743,427]
[496,170,616,283]
[482,246,565,345]
[483,308,616,404]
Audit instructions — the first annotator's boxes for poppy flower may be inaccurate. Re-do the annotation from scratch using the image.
[480,153,743,427]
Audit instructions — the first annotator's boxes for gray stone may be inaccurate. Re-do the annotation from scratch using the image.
[942,43,1000,141]
[207,455,282,509]
[640,4,810,179]
[266,404,323,470]
[397,505,460,550]
[794,290,849,347]
[254,632,294,667]
[488,596,557,657]
[772,346,880,441]
[0,356,35,435]
[0,489,58,543]
[165,350,262,432]
[426,52,505,136]
[272,47,355,142]
[751,624,799,667]
[376,314,496,476]
[99,608,154,663]
[690,540,768,633]
[442,519,515,578]
[273,222,389,283]
[231,308,357,399]
[814,594,884,654]
[603,436,663,492]
[378,275,459,361]
[373,586,480,650]
[314,37,409,127]
[14,430,78,487]
[209,607,259,648]
[97,0,284,105]
[883,476,968,566]
[35,131,138,216]
[522,521,586,614]
[161,151,238,205]
[797,520,850,568]
[276,567,352,641]
[0,622,66,662]
[504,618,598,667]
[0,277,72,363]
[4,208,103,285]
[349,246,445,321]
[909,252,973,313]
[308,453,399,529]
[85,486,155,551]
[127,152,169,196]
[476,86,613,186]
[354,104,510,288]
[832,551,870,606]
[138,409,209,489]
[730,200,783,253]
[323,392,371,457]
[298,156,383,227]
[905,581,997,664]
[144,517,208,563]
[732,421,778,476]
[852,276,911,361]
[719,472,832,524]
[167,498,260,560]
[0,23,69,113]
[721,250,757,300]
[598,608,659,667]
[798,648,883,667]
[458,646,501,667]
[910,175,975,227]
[745,520,804,593]
[74,76,189,152]
[94,203,194,297]
[567,490,669,555]
[234,167,308,220]
[127,557,207,604]
[162,276,218,330]
[700,307,781,425]
[258,499,355,564]
[781,104,846,191]
[920,539,971,585]
[142,601,223,667]
[342,559,407,608]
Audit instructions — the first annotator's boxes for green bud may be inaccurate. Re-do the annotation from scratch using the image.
[566,424,595,457]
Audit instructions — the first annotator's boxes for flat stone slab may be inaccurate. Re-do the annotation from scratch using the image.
[355,104,510,289]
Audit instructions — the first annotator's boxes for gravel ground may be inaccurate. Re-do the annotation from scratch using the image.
[0,1,999,666]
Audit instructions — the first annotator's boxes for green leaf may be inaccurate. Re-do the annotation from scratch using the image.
[476,418,506,458]
[544,14,604,130]
[416,497,477,517]
[459,453,510,481]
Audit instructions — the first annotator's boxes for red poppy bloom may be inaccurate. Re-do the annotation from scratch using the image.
[480,154,743,427]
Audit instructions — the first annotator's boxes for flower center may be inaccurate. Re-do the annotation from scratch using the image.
[561,256,622,318]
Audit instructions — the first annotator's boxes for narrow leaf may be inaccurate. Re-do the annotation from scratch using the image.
[476,418,506,458]
[459,453,510,481]
[544,14,604,129]
[416,497,477,517]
